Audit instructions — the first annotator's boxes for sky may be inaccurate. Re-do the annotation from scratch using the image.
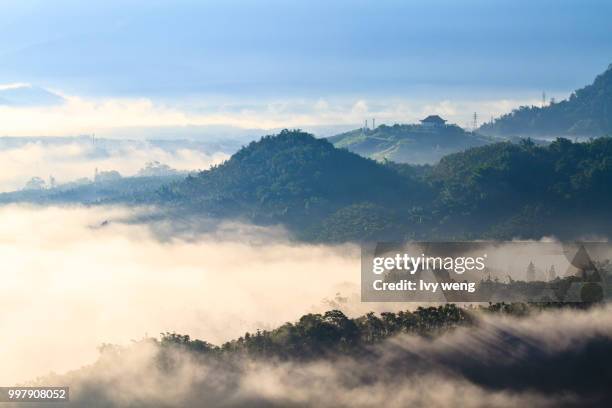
[0,0,611,137]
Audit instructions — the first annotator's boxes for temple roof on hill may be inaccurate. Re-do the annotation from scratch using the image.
[421,115,446,124]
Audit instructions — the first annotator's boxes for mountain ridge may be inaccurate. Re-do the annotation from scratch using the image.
[479,64,612,137]
[161,130,612,241]
[328,123,494,164]
[158,129,430,234]
[2,129,612,242]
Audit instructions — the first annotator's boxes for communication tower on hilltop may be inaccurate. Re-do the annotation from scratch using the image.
[472,112,478,130]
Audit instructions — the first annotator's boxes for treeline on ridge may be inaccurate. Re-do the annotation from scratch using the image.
[158,130,612,241]
[479,64,612,137]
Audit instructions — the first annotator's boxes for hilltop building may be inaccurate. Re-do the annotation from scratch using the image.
[420,115,447,128]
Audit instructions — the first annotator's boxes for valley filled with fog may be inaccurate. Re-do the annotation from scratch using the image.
[0,204,380,384]
[2,1,612,406]
[3,203,612,407]
[0,137,233,192]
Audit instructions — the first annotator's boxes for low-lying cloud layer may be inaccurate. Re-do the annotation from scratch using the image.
[0,138,228,191]
[0,83,545,137]
[2,205,612,407]
[0,205,372,385]
[25,304,612,408]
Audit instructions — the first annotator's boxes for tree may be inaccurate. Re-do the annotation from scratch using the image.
[137,161,179,177]
[548,265,557,281]
[526,261,536,282]
[95,170,122,183]
[23,176,46,190]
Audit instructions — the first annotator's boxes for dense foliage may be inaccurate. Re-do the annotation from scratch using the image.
[158,129,430,232]
[153,305,473,360]
[427,137,612,238]
[480,64,612,137]
[159,130,612,241]
[4,129,612,242]
[0,174,184,205]
[148,302,586,361]
[329,123,493,164]
[51,302,612,407]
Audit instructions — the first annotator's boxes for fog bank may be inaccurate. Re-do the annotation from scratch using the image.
[0,205,366,384]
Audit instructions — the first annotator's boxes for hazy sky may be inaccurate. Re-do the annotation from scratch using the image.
[1,0,611,136]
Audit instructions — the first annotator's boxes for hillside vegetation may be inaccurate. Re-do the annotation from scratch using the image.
[0,174,183,205]
[480,64,612,137]
[329,123,493,164]
[34,303,612,407]
[158,130,431,235]
[4,129,610,241]
[422,137,612,237]
[159,130,612,241]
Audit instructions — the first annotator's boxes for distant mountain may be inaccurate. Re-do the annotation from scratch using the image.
[159,129,431,238]
[479,64,612,138]
[0,174,184,205]
[328,123,494,164]
[5,130,611,241]
[160,130,612,241]
[423,137,612,239]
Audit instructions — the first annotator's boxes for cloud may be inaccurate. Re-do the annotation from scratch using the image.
[0,86,546,137]
[28,304,612,407]
[0,138,228,191]
[0,83,32,91]
[0,83,65,107]
[2,205,611,406]
[0,205,375,385]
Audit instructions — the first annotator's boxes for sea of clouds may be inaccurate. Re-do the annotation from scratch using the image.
[23,303,612,408]
[2,205,611,407]
[0,205,375,385]
[0,138,229,192]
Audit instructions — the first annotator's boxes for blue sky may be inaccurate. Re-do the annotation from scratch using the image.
[0,0,611,136]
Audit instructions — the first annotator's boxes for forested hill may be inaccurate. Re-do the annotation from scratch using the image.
[159,130,612,241]
[479,64,612,138]
[426,137,612,238]
[33,303,612,407]
[158,129,432,237]
[328,123,493,164]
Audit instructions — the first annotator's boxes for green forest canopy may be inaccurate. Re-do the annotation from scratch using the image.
[158,130,612,241]
[479,64,612,137]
